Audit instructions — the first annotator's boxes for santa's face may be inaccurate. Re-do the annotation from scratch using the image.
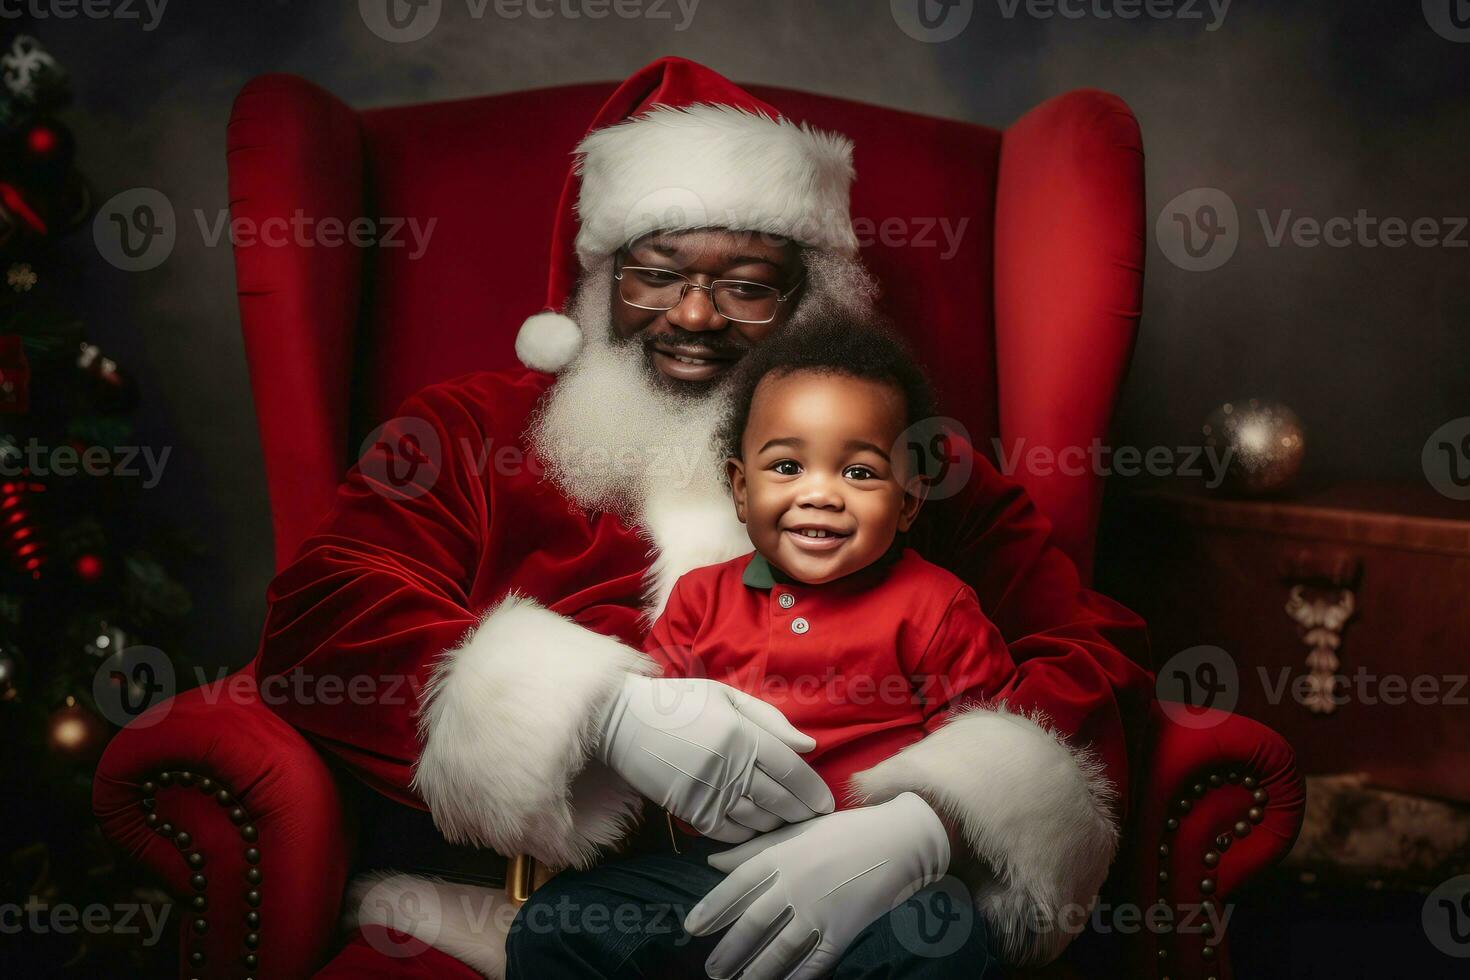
[610,229,804,390]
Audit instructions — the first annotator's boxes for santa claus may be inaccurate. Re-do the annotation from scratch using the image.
[254,57,1154,977]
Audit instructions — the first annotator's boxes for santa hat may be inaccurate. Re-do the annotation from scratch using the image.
[514,57,859,373]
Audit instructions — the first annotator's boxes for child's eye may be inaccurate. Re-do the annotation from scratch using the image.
[771,459,802,476]
[844,465,878,481]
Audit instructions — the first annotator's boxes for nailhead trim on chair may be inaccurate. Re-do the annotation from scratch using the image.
[141,770,262,980]
[1155,769,1270,980]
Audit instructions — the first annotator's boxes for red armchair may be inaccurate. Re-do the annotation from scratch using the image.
[93,74,1304,979]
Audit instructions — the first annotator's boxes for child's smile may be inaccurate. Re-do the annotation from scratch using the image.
[728,370,926,585]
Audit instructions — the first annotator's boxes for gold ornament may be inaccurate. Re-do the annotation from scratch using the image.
[47,695,108,761]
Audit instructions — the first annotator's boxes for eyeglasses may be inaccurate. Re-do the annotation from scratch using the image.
[614,263,804,325]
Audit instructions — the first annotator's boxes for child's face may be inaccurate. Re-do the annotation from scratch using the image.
[727,370,926,585]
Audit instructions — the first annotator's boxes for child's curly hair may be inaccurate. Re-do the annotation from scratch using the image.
[716,312,939,464]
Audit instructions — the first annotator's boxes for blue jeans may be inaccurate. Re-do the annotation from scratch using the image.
[505,841,1002,979]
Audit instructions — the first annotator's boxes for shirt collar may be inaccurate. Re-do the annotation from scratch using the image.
[741,539,907,591]
[742,551,787,589]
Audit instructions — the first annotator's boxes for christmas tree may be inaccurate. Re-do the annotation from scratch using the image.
[1,32,197,977]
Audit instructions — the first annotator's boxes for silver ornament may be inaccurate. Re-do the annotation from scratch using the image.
[1203,399,1305,495]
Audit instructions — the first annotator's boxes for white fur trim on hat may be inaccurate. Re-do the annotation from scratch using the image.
[515,311,583,373]
[574,104,858,261]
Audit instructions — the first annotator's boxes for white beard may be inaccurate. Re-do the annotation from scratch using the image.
[523,252,878,620]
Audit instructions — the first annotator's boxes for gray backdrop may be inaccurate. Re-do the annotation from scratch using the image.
[28,0,1470,664]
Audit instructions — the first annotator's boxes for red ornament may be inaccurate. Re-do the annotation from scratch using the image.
[26,124,58,157]
[74,553,104,582]
[1,477,47,578]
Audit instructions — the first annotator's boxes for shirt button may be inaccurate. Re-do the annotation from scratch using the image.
[791,617,810,635]
[777,592,795,609]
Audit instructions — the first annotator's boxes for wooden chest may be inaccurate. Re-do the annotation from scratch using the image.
[1097,483,1470,803]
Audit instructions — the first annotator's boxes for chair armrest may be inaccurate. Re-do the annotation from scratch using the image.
[93,675,350,980]
[1115,701,1305,980]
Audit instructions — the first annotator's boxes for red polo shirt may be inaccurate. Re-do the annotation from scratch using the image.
[643,546,1016,805]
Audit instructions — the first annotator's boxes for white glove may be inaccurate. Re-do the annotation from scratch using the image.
[596,675,835,843]
[685,792,951,979]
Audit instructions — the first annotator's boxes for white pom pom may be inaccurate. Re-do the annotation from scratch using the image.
[514,311,582,373]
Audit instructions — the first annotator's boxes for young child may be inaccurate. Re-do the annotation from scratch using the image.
[504,318,1011,978]
[643,315,1017,807]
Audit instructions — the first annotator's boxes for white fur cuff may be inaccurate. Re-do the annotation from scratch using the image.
[413,593,657,868]
[348,873,516,977]
[849,703,1121,967]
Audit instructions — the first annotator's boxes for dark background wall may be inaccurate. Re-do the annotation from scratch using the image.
[20,0,1469,666]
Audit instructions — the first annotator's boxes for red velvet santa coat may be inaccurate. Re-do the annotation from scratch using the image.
[254,365,1155,967]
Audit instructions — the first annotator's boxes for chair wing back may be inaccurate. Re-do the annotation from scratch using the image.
[228,75,1141,577]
